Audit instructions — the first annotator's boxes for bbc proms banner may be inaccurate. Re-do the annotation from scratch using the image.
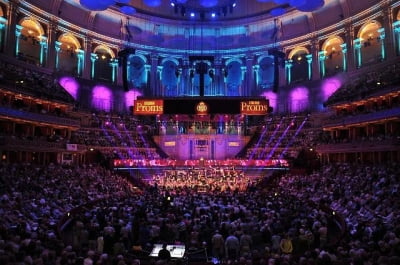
[134,99,164,115]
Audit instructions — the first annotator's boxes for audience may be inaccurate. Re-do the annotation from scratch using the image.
[1,160,398,265]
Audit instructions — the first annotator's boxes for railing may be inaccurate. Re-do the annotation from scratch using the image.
[0,106,81,127]
[316,138,400,153]
[323,107,400,128]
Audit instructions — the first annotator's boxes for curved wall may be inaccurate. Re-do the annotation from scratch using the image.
[0,0,399,113]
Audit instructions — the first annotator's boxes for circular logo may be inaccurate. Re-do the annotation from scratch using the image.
[196,101,208,115]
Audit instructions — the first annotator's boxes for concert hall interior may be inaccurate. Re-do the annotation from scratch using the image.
[0,0,400,265]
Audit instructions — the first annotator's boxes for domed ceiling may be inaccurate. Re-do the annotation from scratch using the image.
[24,0,381,52]
[78,0,326,21]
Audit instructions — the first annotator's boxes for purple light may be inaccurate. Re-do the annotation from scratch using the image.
[261,91,277,113]
[322,77,342,101]
[59,76,79,100]
[125,90,142,111]
[290,86,309,113]
[92,85,112,111]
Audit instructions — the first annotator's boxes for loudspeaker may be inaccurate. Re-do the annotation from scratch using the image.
[122,56,128,91]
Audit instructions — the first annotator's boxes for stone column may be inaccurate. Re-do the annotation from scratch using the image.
[285,60,293,85]
[252,64,260,91]
[353,38,362,68]
[0,17,7,51]
[306,54,313,80]
[54,41,61,70]
[245,54,254,96]
[150,54,159,96]
[240,66,247,96]
[14,24,22,57]
[76,49,84,76]
[340,43,348,72]
[110,58,119,84]
[90,53,98,79]
[39,36,48,66]
[394,21,400,56]
[157,65,163,96]
[378,28,386,61]
[318,51,326,78]
[214,56,224,96]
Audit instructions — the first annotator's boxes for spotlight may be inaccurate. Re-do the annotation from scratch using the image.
[190,12,195,17]
[232,2,237,7]
[170,2,175,6]
[211,12,216,18]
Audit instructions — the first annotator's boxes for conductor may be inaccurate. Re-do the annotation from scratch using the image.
[158,243,171,262]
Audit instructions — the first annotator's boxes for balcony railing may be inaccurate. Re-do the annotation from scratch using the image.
[0,106,80,127]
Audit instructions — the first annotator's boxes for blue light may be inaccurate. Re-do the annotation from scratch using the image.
[211,12,216,18]
[190,12,195,17]
[120,5,136,15]
[233,2,237,7]
[170,2,175,7]
[270,7,286,16]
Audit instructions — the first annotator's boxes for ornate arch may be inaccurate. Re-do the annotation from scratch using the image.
[58,33,81,50]
[128,53,147,64]
[321,36,344,52]
[257,54,274,64]
[288,47,310,60]
[18,17,45,36]
[161,57,179,66]
[93,44,115,58]
[225,57,243,66]
[357,20,382,39]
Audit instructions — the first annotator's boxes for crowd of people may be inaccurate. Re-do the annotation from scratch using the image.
[1,161,399,265]
[0,163,136,265]
[325,61,400,106]
[0,61,74,103]
[149,167,255,193]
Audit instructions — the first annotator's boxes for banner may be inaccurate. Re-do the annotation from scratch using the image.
[134,99,163,115]
[240,100,269,115]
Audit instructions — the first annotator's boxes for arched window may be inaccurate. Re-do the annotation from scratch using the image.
[161,59,179,97]
[57,33,81,73]
[17,17,46,65]
[127,55,147,90]
[257,56,275,91]
[321,36,345,76]
[93,45,115,82]
[225,59,243,96]
[289,47,309,83]
[357,21,383,64]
